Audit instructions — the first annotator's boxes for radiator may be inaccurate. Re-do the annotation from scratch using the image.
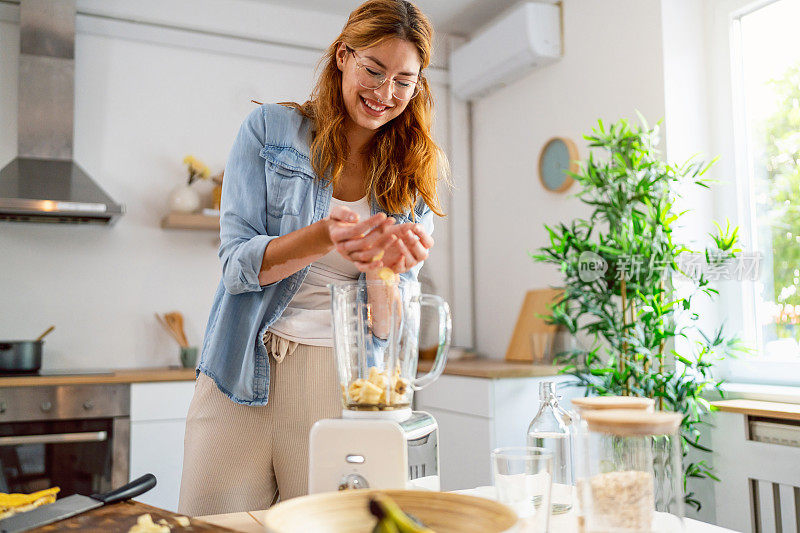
[713,413,800,533]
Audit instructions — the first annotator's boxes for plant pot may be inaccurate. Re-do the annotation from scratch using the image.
[180,346,198,369]
[168,184,201,214]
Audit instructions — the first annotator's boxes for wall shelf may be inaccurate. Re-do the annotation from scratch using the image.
[160,212,219,231]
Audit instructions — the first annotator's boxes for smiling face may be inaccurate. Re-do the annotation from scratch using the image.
[336,38,422,135]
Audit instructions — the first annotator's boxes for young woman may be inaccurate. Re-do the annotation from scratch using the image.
[178,0,447,516]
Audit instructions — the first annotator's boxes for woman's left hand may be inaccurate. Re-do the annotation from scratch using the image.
[376,223,434,274]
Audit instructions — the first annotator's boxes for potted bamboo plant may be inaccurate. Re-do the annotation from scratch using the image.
[532,117,748,510]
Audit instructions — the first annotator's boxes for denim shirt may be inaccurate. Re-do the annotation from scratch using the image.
[198,104,433,405]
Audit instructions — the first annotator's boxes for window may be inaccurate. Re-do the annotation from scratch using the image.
[732,0,800,367]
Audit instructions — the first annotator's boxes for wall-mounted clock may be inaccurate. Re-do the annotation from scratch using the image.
[538,137,578,193]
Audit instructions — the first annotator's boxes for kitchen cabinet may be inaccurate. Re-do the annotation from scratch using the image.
[414,368,581,491]
[129,381,196,512]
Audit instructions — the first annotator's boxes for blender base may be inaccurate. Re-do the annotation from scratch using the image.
[341,407,412,422]
[309,411,440,494]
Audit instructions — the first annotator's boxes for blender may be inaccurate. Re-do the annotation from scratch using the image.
[308,278,451,493]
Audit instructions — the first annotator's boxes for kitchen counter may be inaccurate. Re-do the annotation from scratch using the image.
[711,398,800,421]
[0,367,196,387]
[417,357,564,379]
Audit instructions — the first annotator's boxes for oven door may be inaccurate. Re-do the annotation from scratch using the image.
[0,384,130,496]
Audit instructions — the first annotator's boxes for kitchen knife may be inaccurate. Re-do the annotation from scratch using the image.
[0,473,156,533]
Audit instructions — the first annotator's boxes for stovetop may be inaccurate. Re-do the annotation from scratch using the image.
[0,368,114,377]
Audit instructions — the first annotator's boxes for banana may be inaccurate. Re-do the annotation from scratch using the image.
[368,495,434,533]
[372,518,400,533]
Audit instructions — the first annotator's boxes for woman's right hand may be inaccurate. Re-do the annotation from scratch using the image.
[325,205,398,272]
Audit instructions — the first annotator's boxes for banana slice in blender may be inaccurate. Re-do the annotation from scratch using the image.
[378,267,397,285]
[359,380,383,405]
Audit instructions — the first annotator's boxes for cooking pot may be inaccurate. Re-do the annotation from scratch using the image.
[0,326,55,374]
[0,341,43,373]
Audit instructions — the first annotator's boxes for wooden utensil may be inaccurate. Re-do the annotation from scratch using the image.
[173,312,188,347]
[165,312,189,347]
[155,313,186,347]
[35,325,55,342]
[262,490,518,533]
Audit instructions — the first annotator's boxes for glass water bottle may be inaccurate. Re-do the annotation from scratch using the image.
[526,381,575,513]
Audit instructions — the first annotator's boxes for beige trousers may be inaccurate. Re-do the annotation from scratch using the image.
[177,334,340,516]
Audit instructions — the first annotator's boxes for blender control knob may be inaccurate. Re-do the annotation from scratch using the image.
[338,473,369,491]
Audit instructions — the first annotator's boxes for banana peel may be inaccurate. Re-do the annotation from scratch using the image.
[0,487,60,520]
[372,517,400,533]
[368,494,434,533]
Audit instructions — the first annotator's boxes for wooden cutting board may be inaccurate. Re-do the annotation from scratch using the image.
[28,500,240,532]
[505,288,562,362]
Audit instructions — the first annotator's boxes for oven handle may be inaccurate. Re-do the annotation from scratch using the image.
[0,431,108,446]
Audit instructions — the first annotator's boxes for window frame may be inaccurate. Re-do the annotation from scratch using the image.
[711,0,800,385]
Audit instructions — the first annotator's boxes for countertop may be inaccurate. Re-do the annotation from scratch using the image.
[0,367,196,387]
[711,398,800,421]
[417,357,564,379]
[0,359,562,387]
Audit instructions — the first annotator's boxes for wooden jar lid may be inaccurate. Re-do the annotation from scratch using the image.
[571,395,655,412]
[581,409,682,436]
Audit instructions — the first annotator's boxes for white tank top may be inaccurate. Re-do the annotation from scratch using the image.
[267,194,372,346]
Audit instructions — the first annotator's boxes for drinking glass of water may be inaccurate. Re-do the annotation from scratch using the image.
[492,447,553,532]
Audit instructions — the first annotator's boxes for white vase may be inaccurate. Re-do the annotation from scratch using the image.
[168,184,201,213]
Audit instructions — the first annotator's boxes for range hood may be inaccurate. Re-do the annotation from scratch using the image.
[0,0,124,224]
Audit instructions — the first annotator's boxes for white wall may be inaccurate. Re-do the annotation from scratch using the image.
[470,0,667,358]
[661,0,718,523]
[0,0,454,370]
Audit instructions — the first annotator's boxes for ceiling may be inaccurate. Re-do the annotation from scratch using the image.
[256,0,518,37]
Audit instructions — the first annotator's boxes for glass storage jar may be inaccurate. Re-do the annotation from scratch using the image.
[577,409,684,533]
[570,396,655,532]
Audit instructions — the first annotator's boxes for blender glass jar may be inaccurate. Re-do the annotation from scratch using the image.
[330,278,451,414]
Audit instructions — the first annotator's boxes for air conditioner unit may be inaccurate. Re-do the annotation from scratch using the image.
[450,2,562,101]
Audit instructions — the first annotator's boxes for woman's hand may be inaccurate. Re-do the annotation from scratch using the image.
[374,223,434,275]
[325,205,397,272]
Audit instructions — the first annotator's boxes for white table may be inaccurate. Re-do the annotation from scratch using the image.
[453,486,739,532]
[199,487,740,532]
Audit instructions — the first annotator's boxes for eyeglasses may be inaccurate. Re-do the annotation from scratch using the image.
[346,46,422,101]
